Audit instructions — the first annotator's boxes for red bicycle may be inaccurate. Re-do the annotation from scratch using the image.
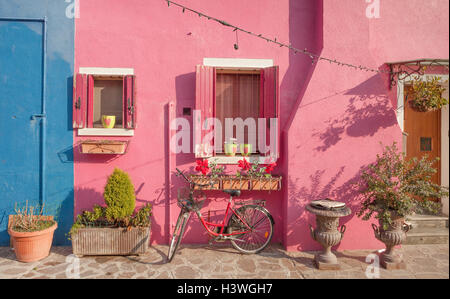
[167,168,274,262]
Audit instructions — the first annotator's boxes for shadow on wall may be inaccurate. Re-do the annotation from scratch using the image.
[285,164,370,251]
[312,74,398,152]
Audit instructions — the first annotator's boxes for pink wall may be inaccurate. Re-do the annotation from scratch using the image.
[74,0,449,251]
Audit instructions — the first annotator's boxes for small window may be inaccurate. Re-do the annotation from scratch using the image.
[420,137,432,152]
[92,77,124,128]
[73,73,136,130]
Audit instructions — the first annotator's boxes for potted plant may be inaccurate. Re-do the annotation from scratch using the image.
[8,201,57,262]
[409,76,448,112]
[221,158,251,190]
[249,161,281,191]
[70,168,152,257]
[357,142,448,268]
[189,159,223,190]
[101,115,116,128]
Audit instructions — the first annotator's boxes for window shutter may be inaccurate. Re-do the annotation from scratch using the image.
[194,65,216,158]
[261,66,280,159]
[73,73,87,128]
[124,75,136,129]
[86,75,95,128]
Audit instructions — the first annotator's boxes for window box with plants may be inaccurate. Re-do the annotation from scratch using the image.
[189,158,281,191]
[8,202,58,263]
[356,142,449,269]
[69,168,152,257]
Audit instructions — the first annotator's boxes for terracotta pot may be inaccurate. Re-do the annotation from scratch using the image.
[222,177,250,190]
[251,177,281,191]
[190,176,221,190]
[8,220,57,263]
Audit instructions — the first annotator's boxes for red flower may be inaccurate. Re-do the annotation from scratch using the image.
[265,162,277,173]
[195,159,210,175]
[238,158,251,171]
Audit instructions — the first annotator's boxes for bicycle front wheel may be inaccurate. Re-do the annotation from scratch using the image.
[228,205,274,254]
[167,210,190,262]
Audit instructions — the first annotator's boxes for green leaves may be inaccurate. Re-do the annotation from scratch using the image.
[410,76,448,112]
[104,168,136,222]
[357,142,448,228]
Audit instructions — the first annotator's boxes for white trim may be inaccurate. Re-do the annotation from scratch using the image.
[207,155,274,165]
[203,58,273,68]
[78,128,134,136]
[78,67,134,76]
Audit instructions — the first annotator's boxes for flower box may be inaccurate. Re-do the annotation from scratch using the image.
[71,226,150,257]
[79,140,128,155]
[190,175,221,190]
[221,176,251,190]
[251,176,282,191]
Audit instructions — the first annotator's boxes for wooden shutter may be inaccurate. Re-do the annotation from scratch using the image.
[86,75,95,128]
[194,65,216,158]
[73,73,87,128]
[260,66,280,159]
[124,75,136,129]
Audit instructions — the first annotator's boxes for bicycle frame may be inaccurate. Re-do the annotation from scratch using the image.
[192,195,252,238]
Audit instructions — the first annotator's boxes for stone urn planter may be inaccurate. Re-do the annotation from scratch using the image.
[306,199,351,270]
[71,226,150,257]
[371,213,410,269]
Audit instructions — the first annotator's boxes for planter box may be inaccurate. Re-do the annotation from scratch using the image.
[71,226,150,257]
[190,175,221,190]
[79,140,128,154]
[251,176,282,191]
[221,177,250,190]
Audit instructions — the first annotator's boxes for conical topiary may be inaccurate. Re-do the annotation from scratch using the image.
[103,168,136,223]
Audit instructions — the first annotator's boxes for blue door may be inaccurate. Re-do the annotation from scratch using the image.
[0,20,44,243]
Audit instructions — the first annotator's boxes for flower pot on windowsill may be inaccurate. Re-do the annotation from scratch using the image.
[101,115,116,128]
[240,144,252,156]
[251,176,282,191]
[79,140,128,155]
[221,176,250,190]
[189,175,221,190]
[224,143,238,157]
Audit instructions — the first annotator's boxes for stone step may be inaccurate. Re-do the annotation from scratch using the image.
[406,215,449,230]
[404,228,449,245]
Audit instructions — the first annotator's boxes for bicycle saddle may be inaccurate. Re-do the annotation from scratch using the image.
[222,189,241,197]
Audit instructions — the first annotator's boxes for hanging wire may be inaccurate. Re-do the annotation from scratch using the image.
[164,0,448,78]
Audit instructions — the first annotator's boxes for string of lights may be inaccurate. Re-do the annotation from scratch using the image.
[165,0,388,74]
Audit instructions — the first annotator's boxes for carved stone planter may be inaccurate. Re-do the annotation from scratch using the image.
[372,213,410,269]
[71,226,150,257]
[306,199,351,270]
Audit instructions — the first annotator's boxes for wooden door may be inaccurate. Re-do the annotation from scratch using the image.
[404,86,441,186]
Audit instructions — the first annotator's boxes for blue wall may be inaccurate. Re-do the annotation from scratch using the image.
[0,0,74,245]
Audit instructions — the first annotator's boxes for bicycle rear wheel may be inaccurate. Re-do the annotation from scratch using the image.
[167,210,190,262]
[227,205,274,254]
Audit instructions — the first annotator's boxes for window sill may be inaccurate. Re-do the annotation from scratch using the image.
[77,128,134,137]
[207,155,272,165]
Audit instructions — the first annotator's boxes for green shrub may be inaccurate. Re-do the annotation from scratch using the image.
[357,142,449,229]
[104,168,136,223]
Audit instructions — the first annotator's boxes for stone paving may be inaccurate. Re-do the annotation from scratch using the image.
[0,243,448,279]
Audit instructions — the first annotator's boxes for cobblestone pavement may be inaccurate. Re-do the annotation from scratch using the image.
[0,243,448,279]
